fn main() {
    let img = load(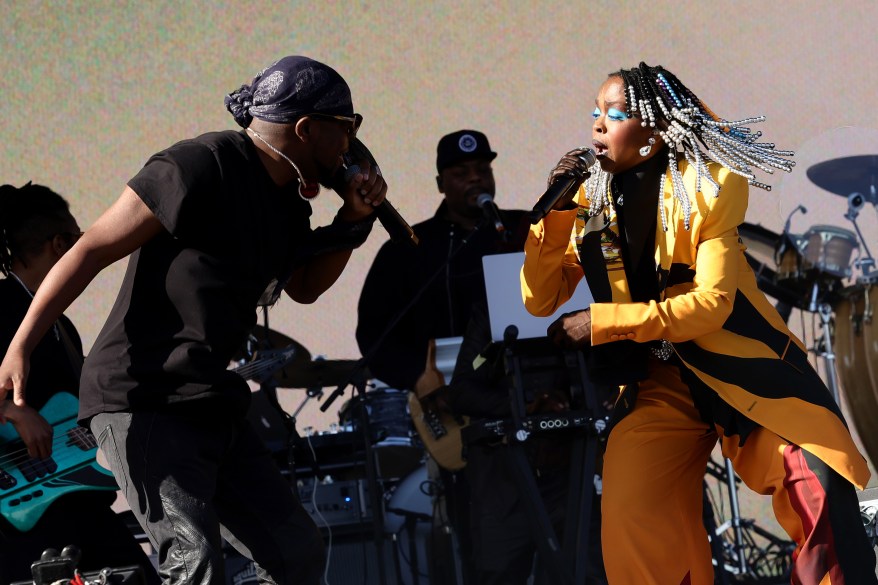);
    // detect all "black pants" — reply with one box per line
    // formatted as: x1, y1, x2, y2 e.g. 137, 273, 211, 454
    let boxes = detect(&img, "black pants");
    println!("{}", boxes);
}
91, 411, 324, 585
